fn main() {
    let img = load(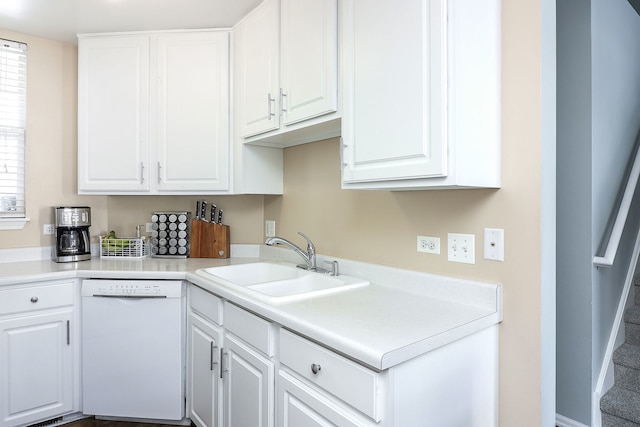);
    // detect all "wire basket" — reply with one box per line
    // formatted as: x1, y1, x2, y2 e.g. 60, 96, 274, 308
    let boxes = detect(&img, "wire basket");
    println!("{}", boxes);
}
99, 236, 150, 258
